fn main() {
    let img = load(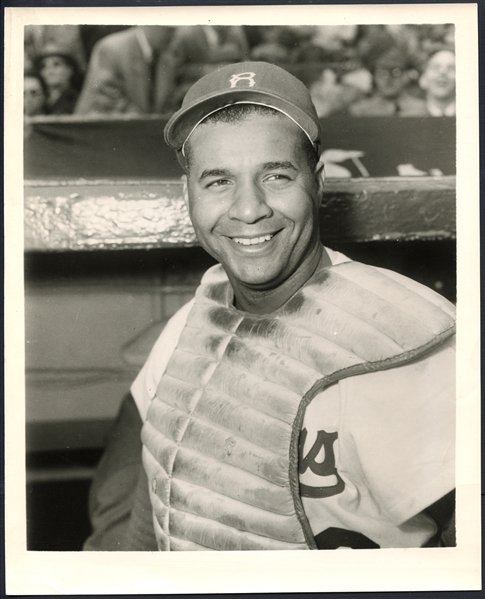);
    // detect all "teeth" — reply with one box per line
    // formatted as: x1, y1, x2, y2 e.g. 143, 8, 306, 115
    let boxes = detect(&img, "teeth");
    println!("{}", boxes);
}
233, 234, 273, 246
